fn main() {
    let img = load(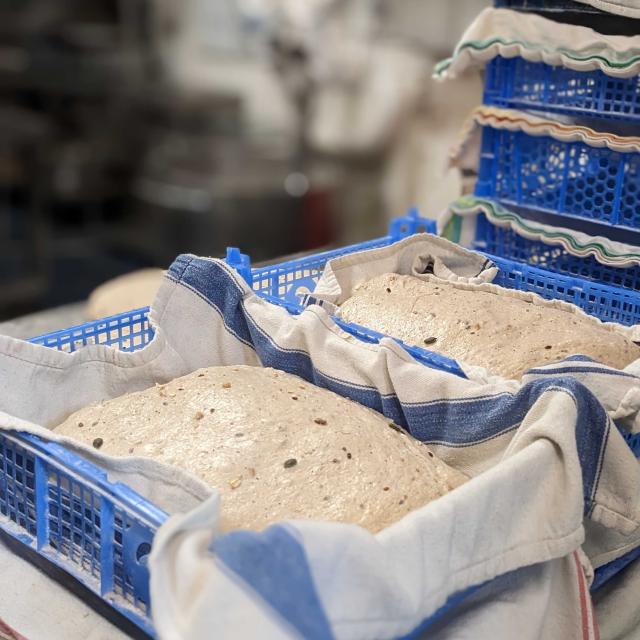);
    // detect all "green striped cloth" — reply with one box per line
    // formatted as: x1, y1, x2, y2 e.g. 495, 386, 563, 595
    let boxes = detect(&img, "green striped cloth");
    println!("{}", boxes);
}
444, 196, 640, 268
